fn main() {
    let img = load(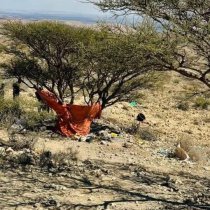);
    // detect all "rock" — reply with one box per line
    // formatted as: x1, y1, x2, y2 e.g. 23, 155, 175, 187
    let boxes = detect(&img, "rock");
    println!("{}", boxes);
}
86, 134, 95, 143
42, 198, 58, 207
44, 183, 67, 191
0, 147, 6, 156
40, 126, 47, 131
10, 123, 24, 132
123, 143, 132, 148
34, 203, 44, 209
6, 147, 15, 154
101, 141, 108, 145
204, 166, 210, 171
79, 136, 87, 142
98, 130, 112, 141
